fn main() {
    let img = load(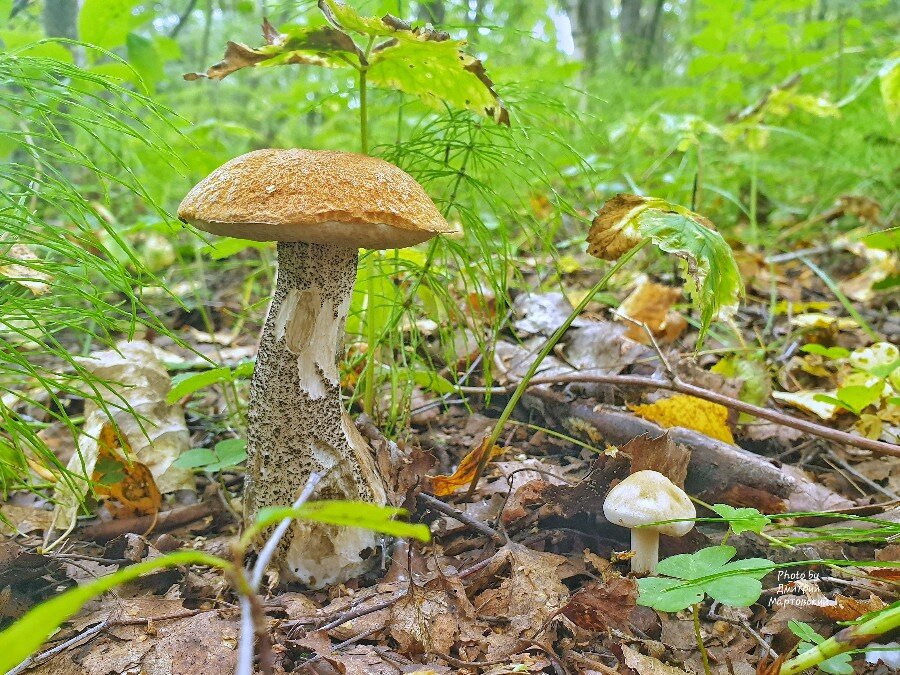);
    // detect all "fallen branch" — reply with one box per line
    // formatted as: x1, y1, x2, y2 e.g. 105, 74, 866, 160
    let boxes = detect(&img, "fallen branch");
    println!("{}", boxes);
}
77, 500, 224, 543
528, 387, 797, 502
460, 373, 900, 458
